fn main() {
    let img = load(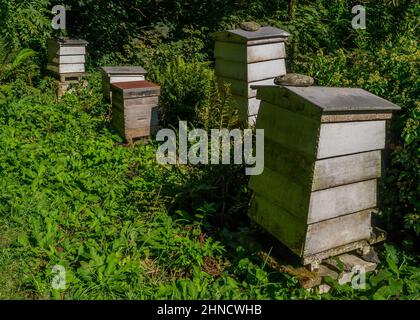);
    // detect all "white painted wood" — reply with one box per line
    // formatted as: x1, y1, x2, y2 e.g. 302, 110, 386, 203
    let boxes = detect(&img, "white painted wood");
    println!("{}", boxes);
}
215, 42, 286, 63
215, 58, 286, 82
312, 150, 382, 191
317, 121, 386, 159
59, 46, 86, 55
248, 59, 286, 82
53, 55, 85, 64
304, 209, 372, 255
308, 179, 377, 224
247, 42, 286, 63
58, 63, 85, 73
110, 75, 146, 83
